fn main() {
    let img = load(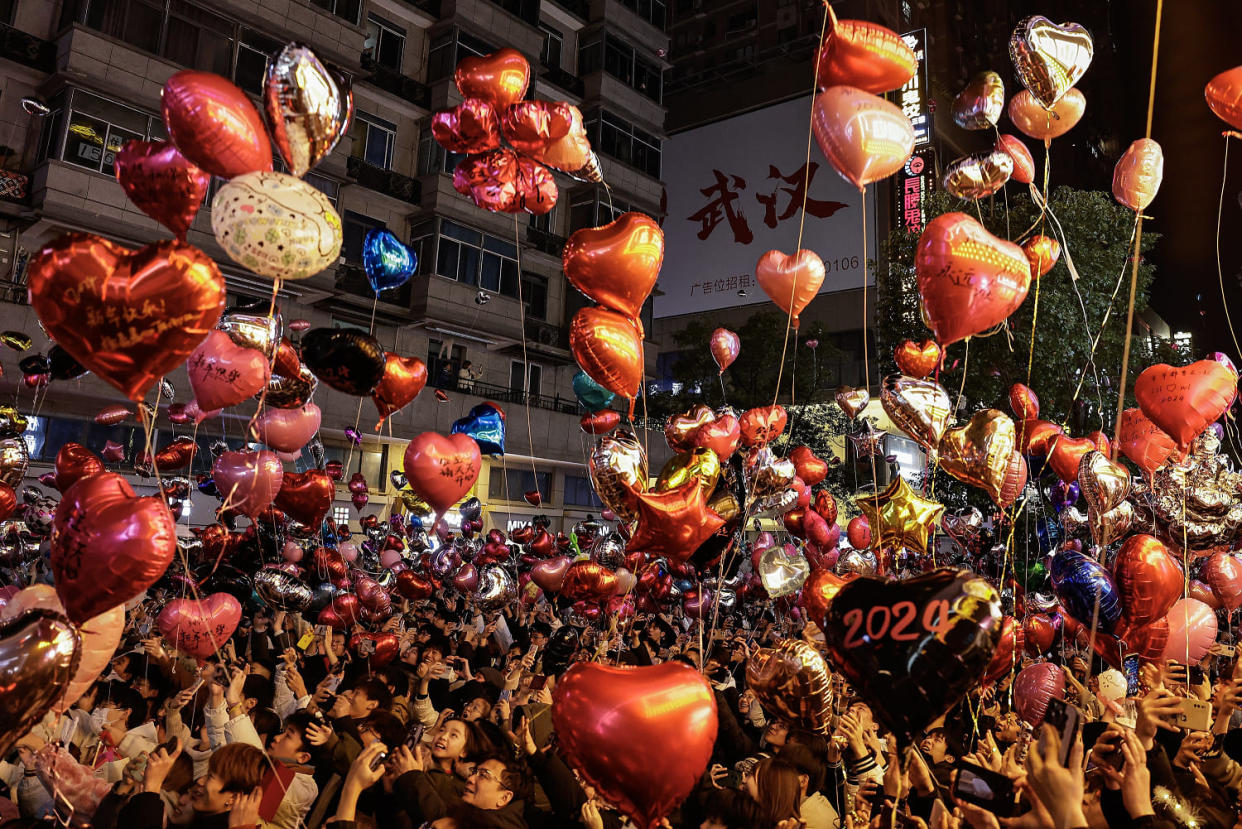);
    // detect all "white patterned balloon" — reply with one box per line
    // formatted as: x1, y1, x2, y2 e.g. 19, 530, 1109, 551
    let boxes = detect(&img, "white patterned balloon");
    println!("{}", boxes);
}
211, 171, 342, 280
